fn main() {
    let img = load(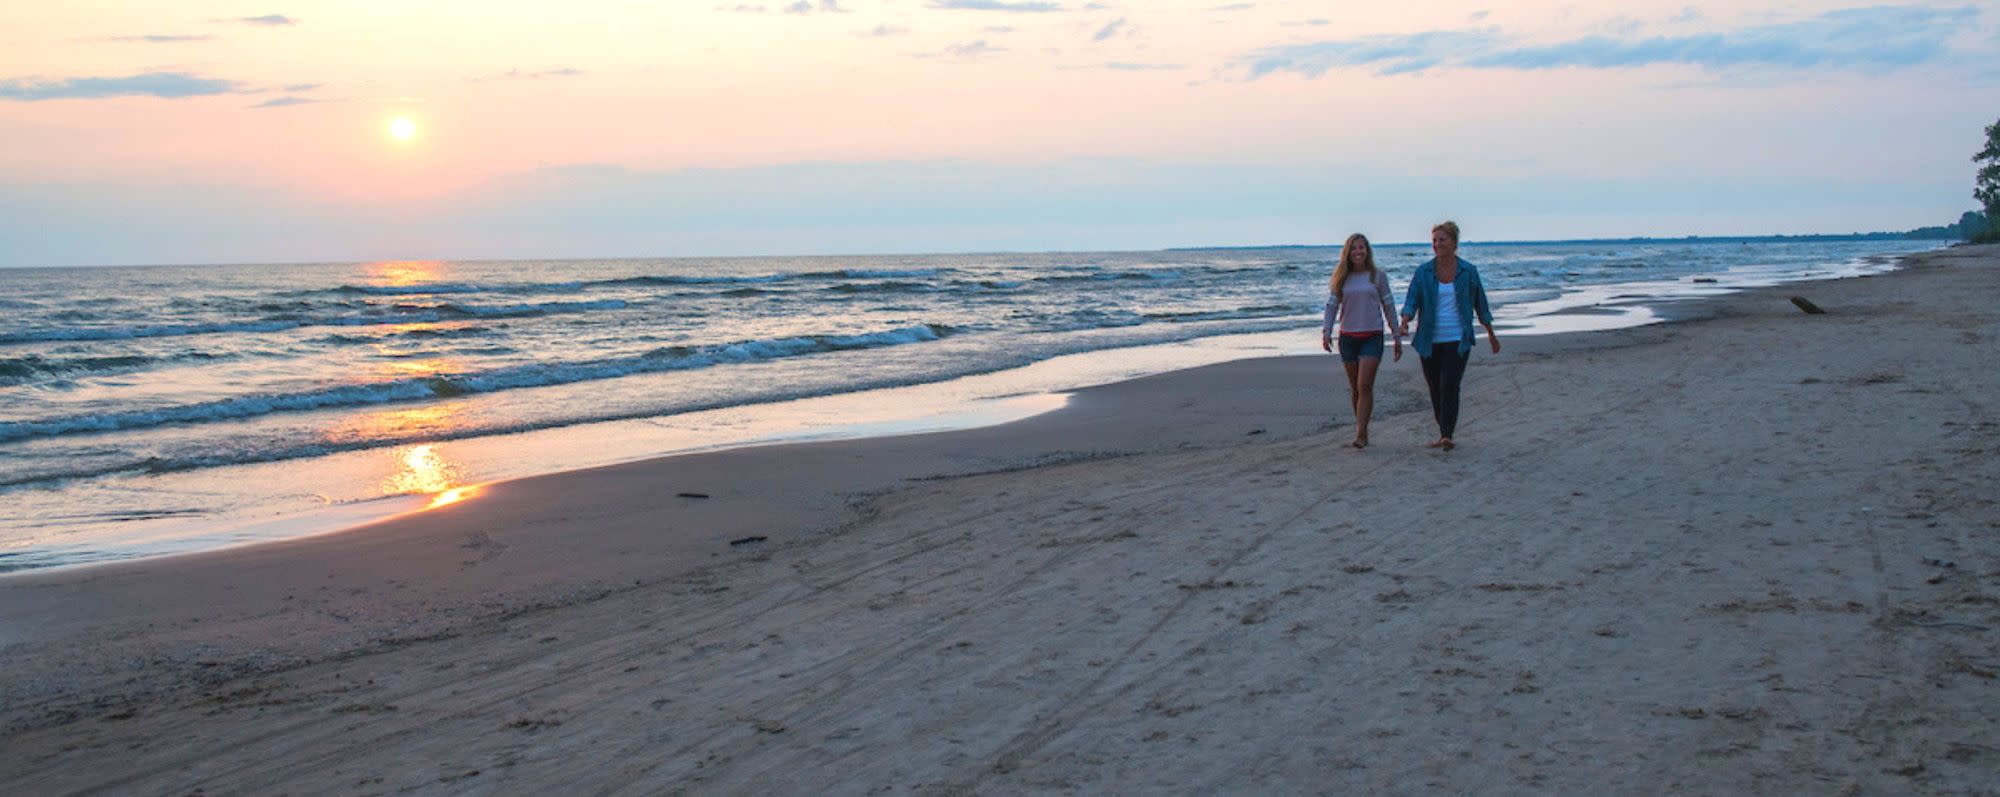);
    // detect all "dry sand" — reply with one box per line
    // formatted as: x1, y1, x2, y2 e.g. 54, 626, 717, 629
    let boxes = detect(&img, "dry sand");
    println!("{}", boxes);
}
3, 245, 1997, 795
